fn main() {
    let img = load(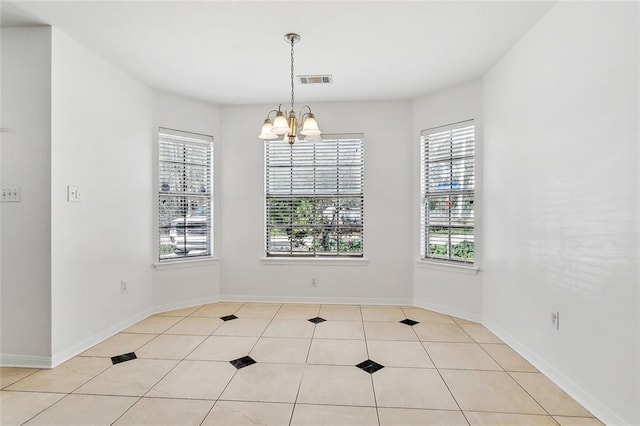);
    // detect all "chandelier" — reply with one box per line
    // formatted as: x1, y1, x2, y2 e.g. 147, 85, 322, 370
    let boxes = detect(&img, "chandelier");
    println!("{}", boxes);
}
258, 33, 322, 144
